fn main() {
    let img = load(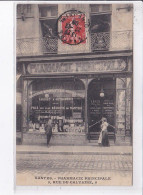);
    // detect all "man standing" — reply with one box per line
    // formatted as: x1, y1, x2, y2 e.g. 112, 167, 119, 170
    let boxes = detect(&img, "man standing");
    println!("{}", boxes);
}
45, 119, 53, 146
